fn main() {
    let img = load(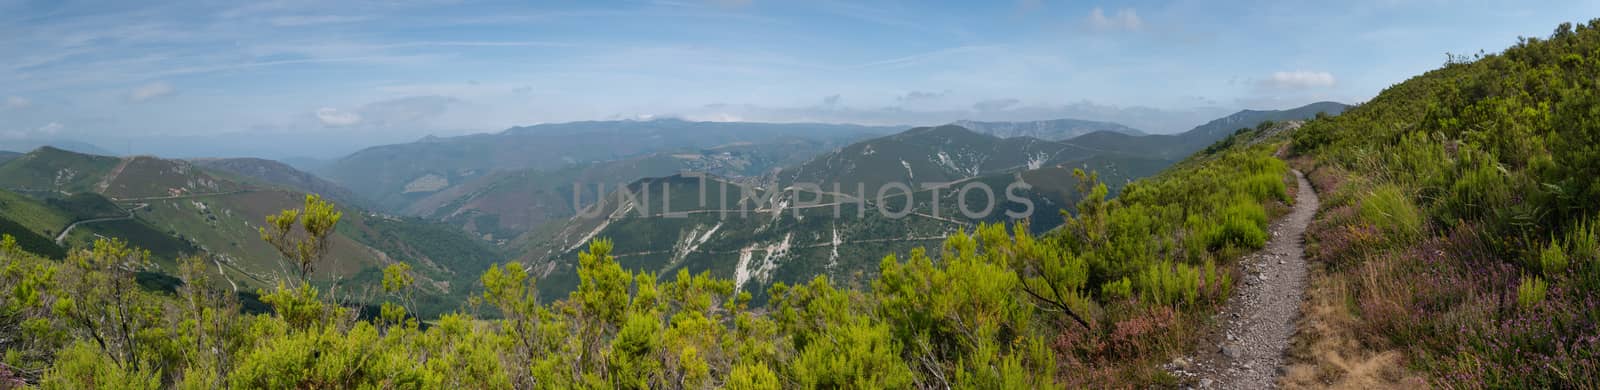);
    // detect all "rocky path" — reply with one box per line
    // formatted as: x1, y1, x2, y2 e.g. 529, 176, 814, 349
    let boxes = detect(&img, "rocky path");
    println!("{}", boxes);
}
1172, 169, 1319, 389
